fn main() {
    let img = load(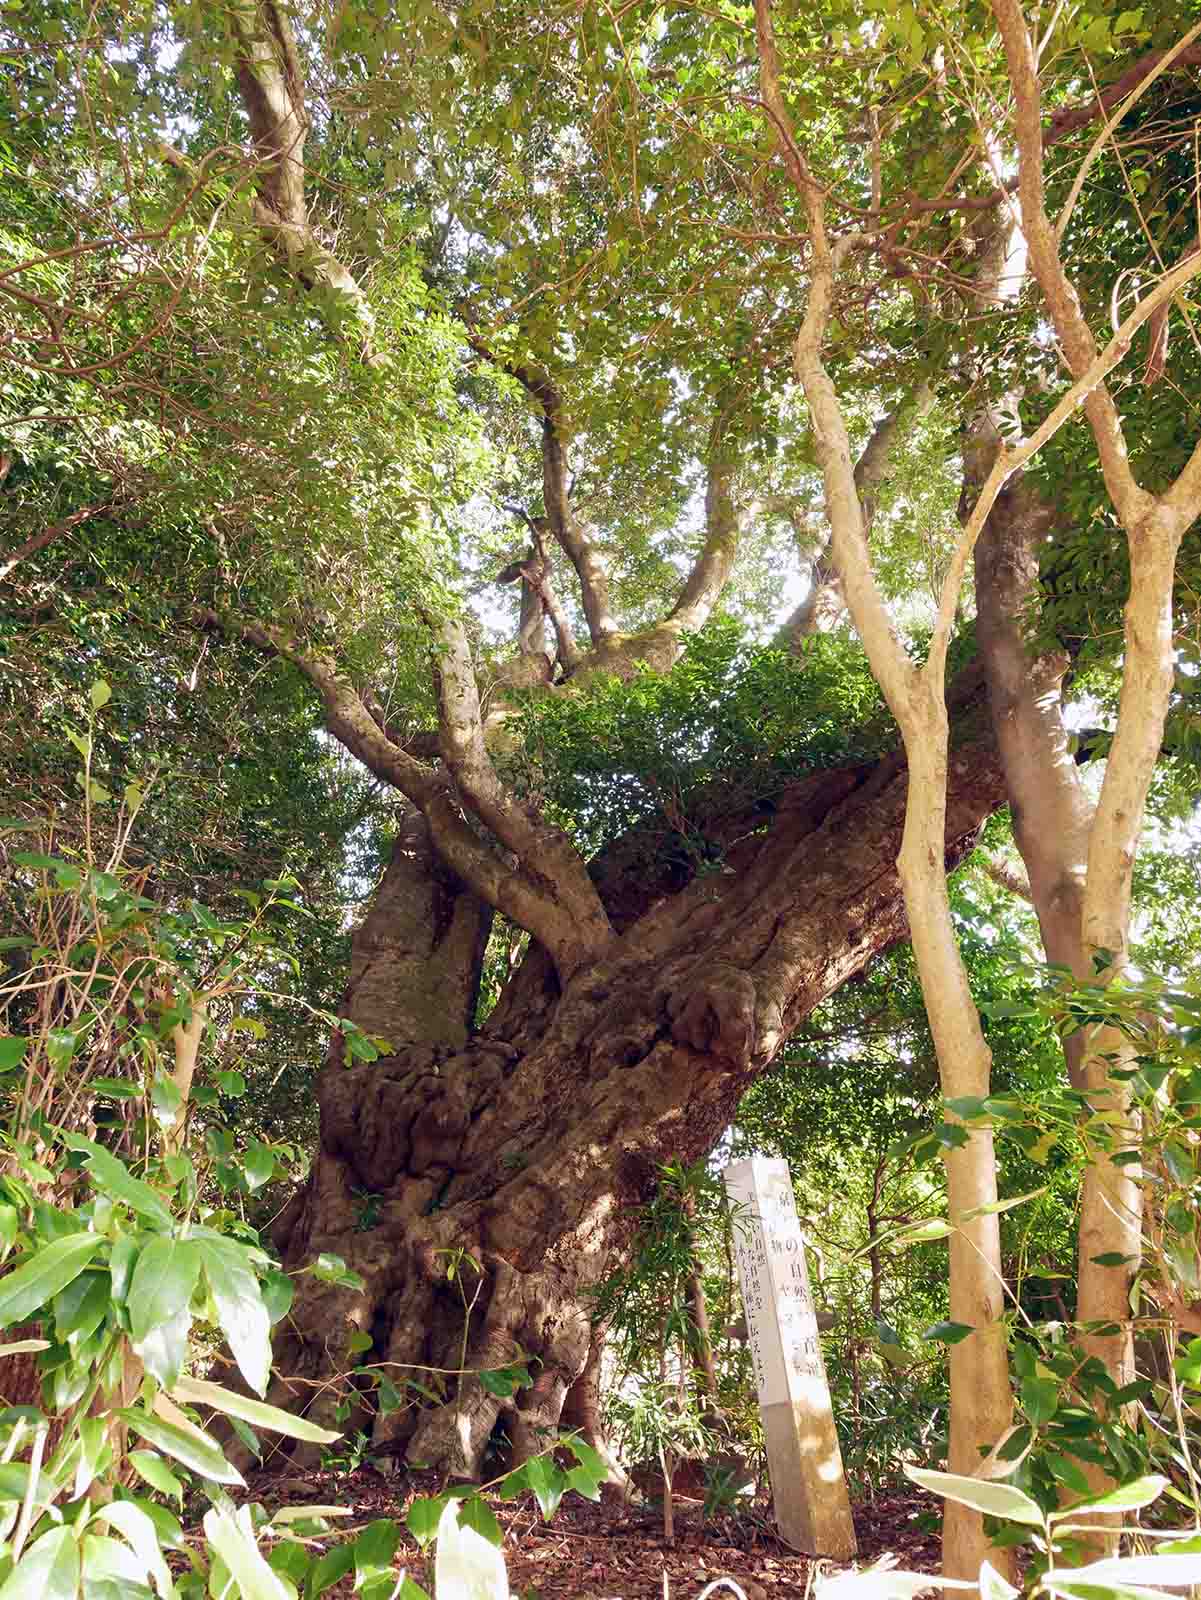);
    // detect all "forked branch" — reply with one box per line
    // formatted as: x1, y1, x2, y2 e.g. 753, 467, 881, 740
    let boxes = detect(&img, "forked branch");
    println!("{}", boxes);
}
201, 611, 610, 980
